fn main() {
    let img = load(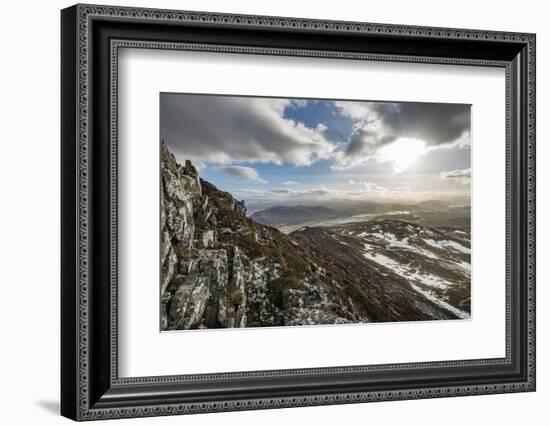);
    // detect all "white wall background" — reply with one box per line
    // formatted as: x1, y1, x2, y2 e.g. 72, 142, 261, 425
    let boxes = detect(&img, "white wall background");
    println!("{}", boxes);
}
0, 0, 546, 424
